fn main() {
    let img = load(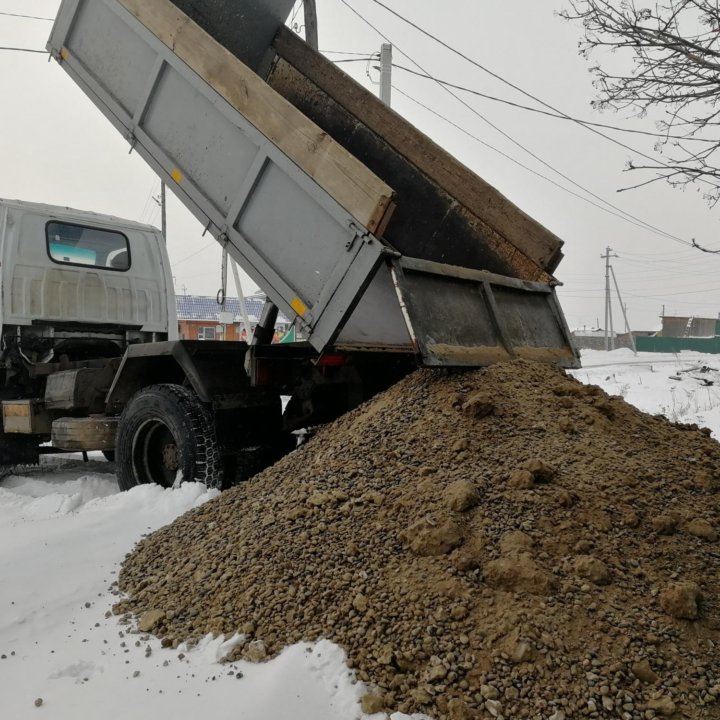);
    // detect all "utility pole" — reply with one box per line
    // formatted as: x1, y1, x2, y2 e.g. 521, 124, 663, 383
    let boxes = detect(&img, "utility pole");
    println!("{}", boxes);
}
230, 259, 253, 341
160, 180, 167, 240
303, 0, 318, 50
601, 246, 618, 351
610, 265, 636, 354
379, 43, 392, 106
